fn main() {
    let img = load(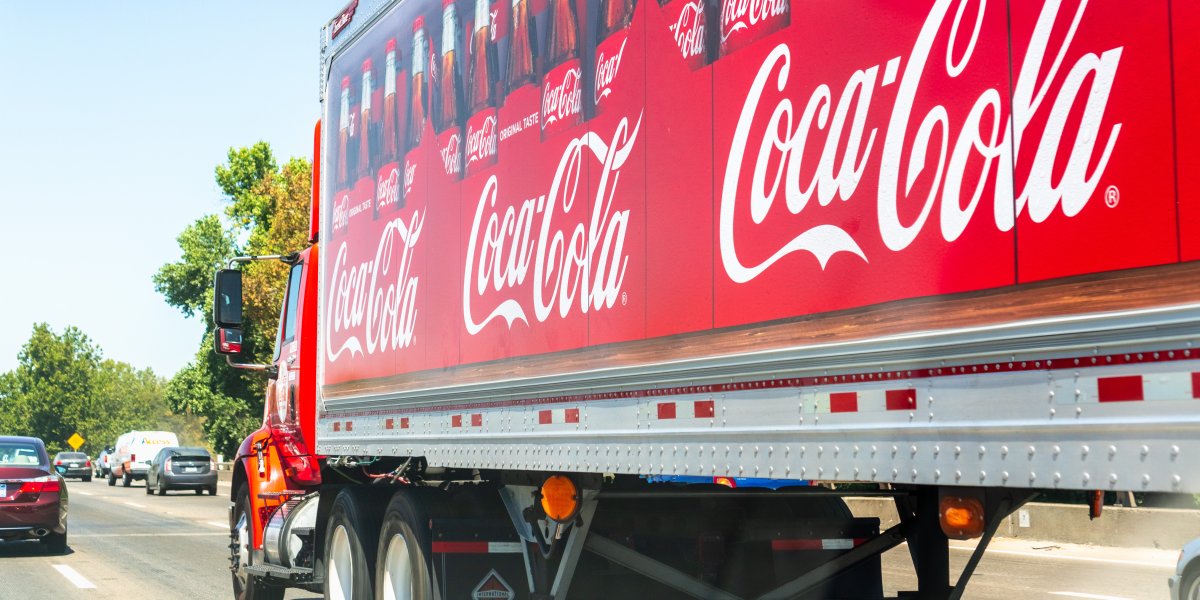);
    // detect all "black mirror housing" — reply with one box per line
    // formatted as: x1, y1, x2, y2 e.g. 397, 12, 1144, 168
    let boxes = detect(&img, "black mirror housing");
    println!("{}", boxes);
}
214, 269, 243, 328
214, 327, 244, 355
